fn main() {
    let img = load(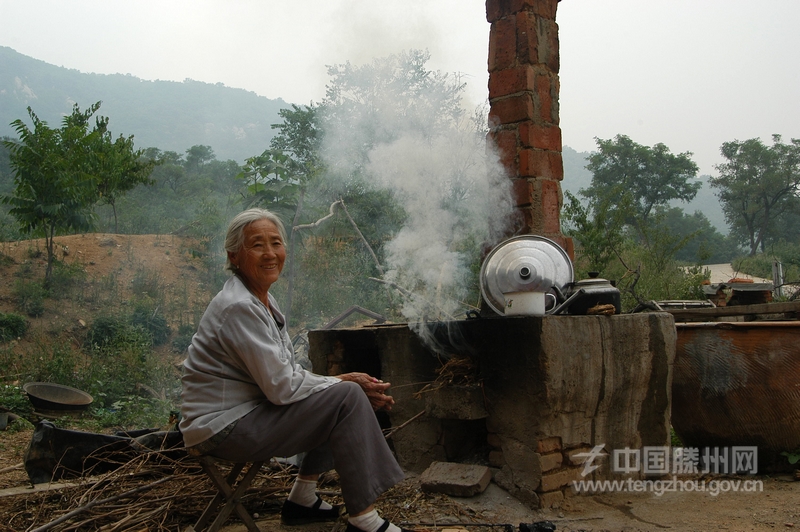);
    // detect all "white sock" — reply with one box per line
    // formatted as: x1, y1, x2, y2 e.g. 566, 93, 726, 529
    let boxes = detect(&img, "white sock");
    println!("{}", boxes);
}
348, 509, 401, 532
287, 478, 333, 510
